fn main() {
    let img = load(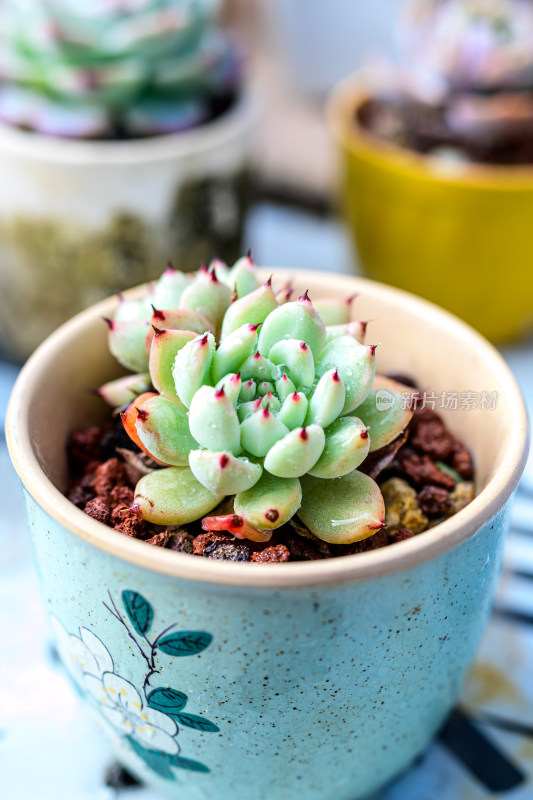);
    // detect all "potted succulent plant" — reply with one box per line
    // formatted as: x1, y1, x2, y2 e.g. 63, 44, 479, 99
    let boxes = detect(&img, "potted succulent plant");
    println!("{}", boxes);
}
329, 0, 533, 343
0, 0, 257, 362
6, 261, 528, 799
